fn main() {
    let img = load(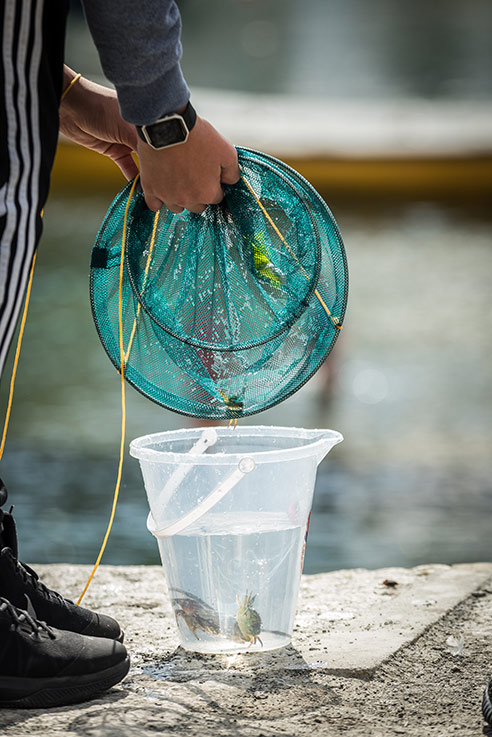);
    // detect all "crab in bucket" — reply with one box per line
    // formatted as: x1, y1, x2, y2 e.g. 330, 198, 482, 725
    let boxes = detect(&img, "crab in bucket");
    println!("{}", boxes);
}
235, 591, 263, 646
170, 588, 220, 640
